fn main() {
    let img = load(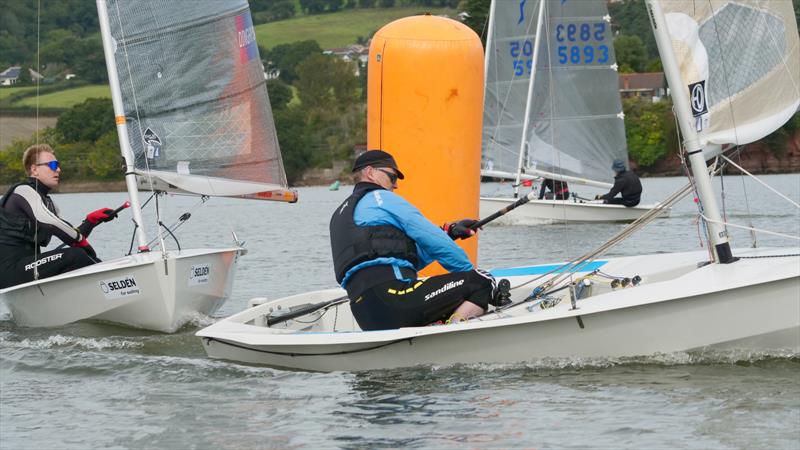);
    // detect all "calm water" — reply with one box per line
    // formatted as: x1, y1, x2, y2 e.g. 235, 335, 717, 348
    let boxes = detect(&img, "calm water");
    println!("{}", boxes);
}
2, 174, 799, 449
